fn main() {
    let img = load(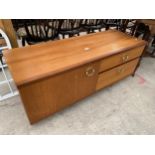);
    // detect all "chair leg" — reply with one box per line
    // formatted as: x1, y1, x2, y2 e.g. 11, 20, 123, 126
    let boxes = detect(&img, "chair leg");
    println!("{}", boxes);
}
69, 34, 74, 38
87, 30, 90, 34
106, 25, 109, 30
142, 30, 150, 41
62, 34, 65, 39
132, 59, 141, 77
130, 25, 137, 36
22, 37, 26, 46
